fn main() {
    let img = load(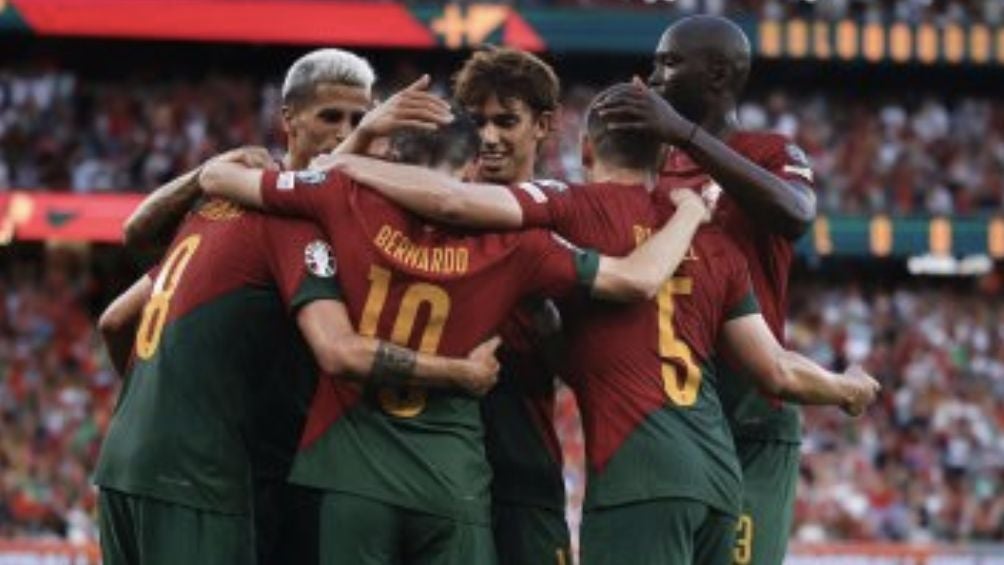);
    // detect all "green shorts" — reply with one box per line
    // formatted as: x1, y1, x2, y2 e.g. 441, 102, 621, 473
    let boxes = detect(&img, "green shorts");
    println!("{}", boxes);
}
733, 440, 800, 565
98, 488, 254, 565
581, 498, 736, 565
492, 502, 570, 565
254, 479, 322, 565
318, 490, 496, 565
